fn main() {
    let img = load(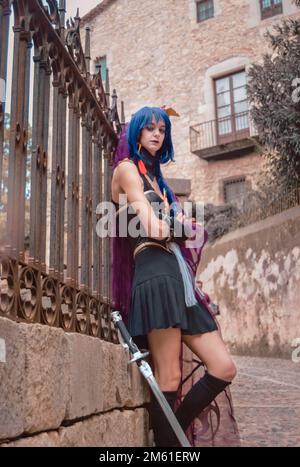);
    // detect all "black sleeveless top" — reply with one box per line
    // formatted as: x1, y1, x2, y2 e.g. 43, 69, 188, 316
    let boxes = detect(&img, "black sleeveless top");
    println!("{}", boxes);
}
112, 170, 169, 254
